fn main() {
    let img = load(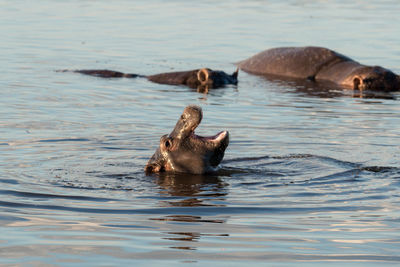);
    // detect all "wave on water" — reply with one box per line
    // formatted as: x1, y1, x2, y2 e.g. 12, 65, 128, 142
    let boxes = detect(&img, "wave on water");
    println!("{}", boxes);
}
222, 153, 399, 180
1, 153, 398, 216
